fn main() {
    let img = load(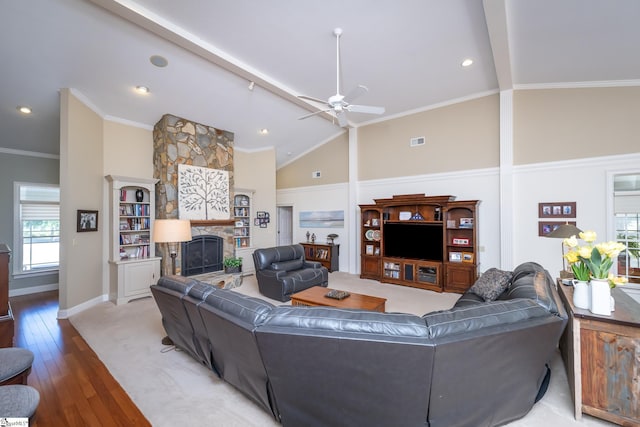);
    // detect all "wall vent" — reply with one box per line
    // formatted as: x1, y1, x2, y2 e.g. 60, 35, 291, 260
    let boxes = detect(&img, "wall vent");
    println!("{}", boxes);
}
312, 170, 321, 178
410, 137, 425, 147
